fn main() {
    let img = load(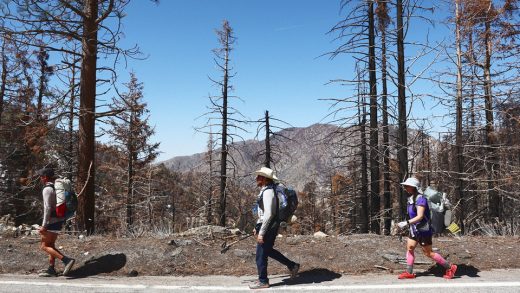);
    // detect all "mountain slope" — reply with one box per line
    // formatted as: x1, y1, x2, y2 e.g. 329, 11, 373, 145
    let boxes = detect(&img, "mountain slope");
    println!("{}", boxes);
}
161, 124, 343, 190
